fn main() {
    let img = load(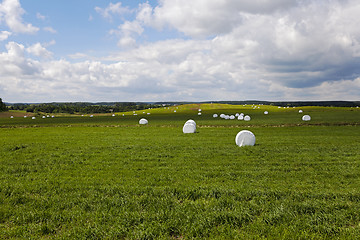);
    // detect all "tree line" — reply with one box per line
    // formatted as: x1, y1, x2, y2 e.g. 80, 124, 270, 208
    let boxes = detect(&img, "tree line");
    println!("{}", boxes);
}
7, 102, 162, 114
0, 98, 7, 112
